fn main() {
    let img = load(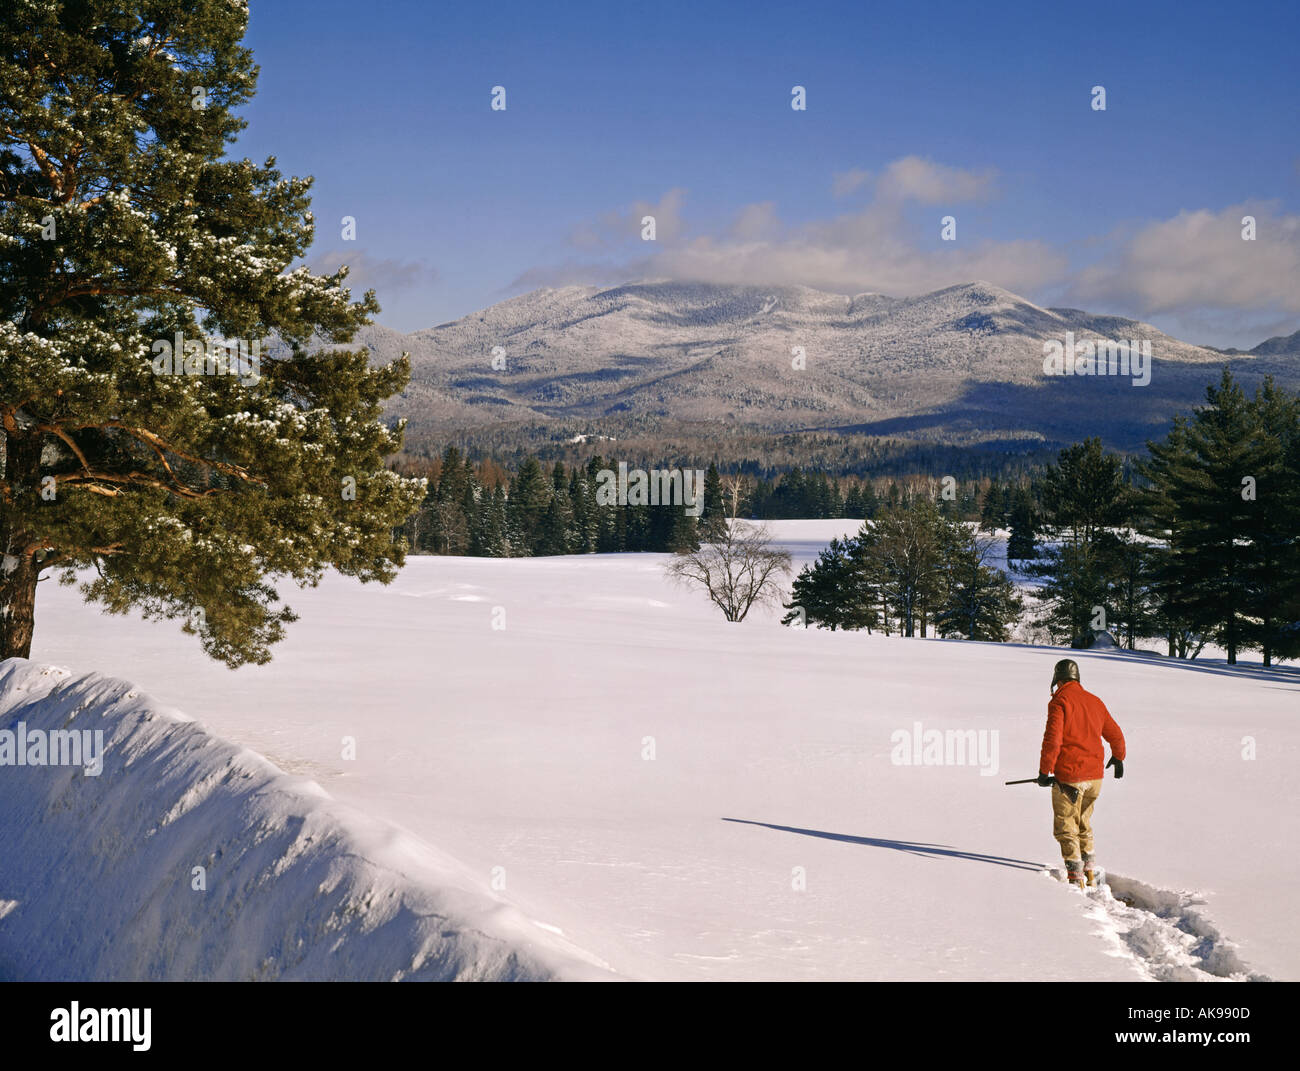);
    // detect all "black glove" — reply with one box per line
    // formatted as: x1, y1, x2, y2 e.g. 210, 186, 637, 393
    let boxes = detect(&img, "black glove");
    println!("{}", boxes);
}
1036, 772, 1053, 787
1107, 757, 1124, 779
